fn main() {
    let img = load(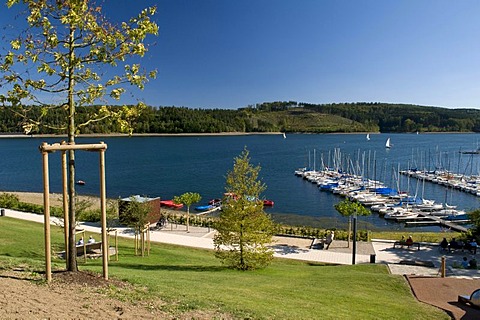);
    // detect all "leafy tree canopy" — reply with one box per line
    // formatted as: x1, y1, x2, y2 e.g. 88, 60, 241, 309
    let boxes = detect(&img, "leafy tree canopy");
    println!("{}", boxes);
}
334, 199, 371, 217
173, 192, 201, 232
